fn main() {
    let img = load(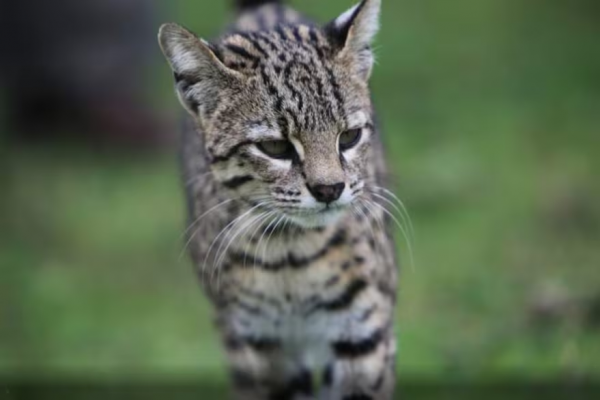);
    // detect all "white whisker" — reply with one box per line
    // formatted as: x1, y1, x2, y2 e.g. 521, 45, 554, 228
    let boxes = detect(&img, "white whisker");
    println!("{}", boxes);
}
214, 210, 272, 290
253, 212, 282, 271
370, 185, 415, 240
202, 203, 265, 281
261, 214, 286, 266
364, 198, 415, 272
244, 211, 277, 269
180, 198, 233, 243
357, 199, 386, 267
